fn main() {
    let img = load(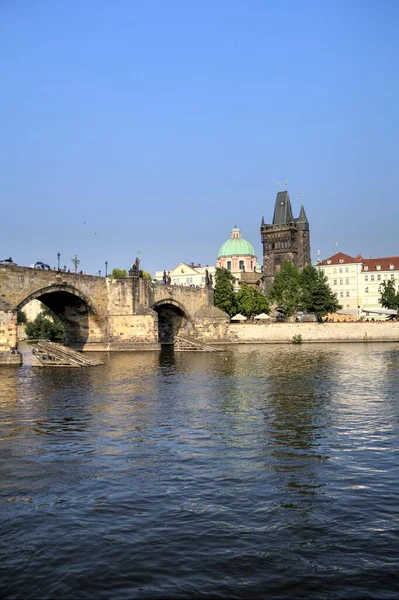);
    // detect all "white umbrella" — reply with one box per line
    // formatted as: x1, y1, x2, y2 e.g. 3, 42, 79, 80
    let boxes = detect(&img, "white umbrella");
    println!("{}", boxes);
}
231, 313, 247, 321
254, 313, 272, 320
